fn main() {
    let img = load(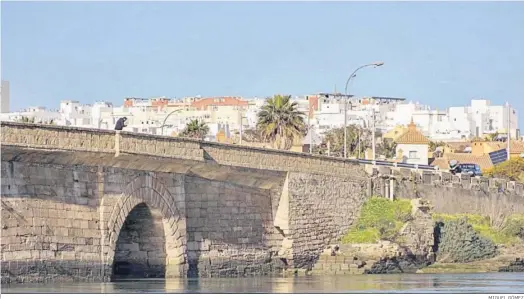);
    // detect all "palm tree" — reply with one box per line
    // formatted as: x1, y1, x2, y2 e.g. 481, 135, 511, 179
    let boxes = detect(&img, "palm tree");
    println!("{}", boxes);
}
179, 119, 210, 140
256, 94, 306, 150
